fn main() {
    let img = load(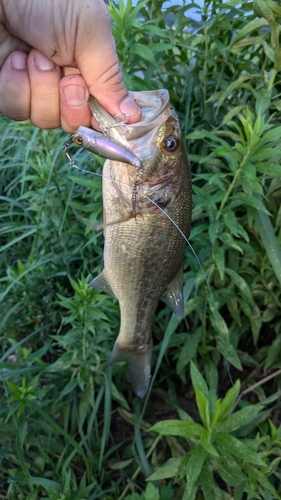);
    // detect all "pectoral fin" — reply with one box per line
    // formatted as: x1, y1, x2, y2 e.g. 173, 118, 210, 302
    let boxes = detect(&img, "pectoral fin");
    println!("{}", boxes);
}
106, 341, 152, 398
88, 269, 116, 298
162, 267, 184, 317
